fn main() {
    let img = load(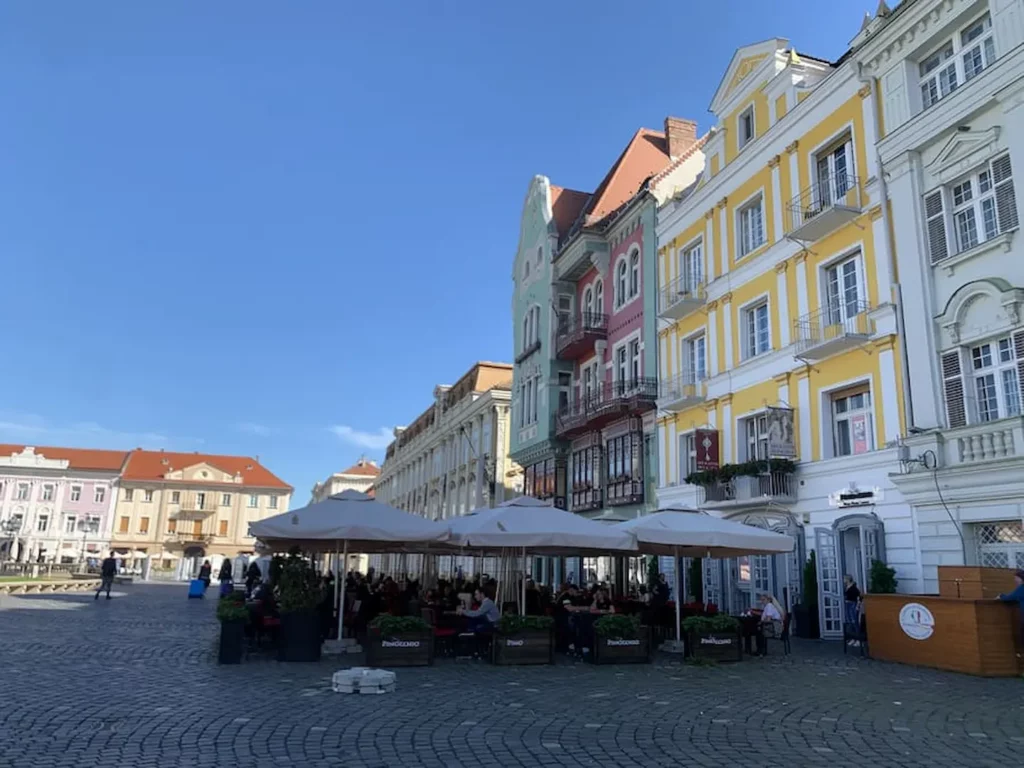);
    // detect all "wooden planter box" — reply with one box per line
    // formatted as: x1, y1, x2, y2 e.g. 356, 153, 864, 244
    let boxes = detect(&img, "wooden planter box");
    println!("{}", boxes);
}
366, 631, 434, 667
278, 611, 322, 663
492, 629, 553, 665
591, 628, 651, 665
938, 566, 1016, 600
689, 631, 743, 662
